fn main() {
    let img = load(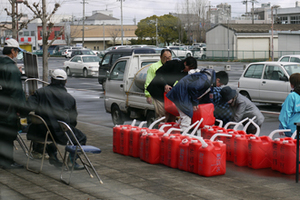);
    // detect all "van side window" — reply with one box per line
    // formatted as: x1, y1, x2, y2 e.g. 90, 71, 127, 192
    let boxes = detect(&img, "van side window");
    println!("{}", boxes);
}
290, 57, 300, 63
111, 54, 122, 65
264, 65, 285, 81
111, 61, 126, 80
280, 57, 290, 62
244, 64, 264, 79
101, 54, 111, 65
